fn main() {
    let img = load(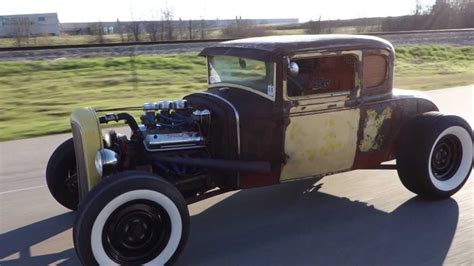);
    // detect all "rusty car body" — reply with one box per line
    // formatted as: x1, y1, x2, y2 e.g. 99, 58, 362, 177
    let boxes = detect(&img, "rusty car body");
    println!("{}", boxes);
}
195, 35, 436, 186
46, 35, 473, 265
